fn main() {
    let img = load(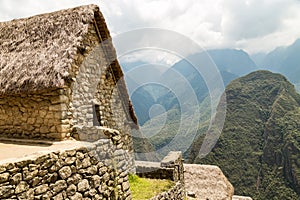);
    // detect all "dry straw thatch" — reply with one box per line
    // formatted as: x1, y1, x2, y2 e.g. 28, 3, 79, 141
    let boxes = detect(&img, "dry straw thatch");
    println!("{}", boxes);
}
0, 4, 138, 124
0, 4, 108, 96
